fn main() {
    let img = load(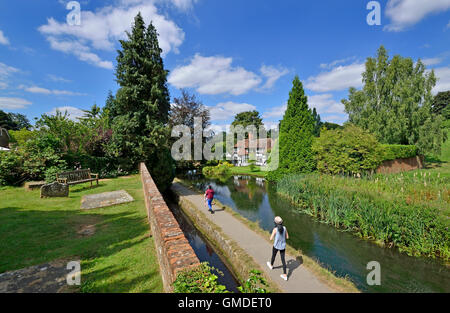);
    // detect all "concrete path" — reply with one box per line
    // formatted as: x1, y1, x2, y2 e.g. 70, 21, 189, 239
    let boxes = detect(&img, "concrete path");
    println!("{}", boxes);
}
172, 183, 333, 293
